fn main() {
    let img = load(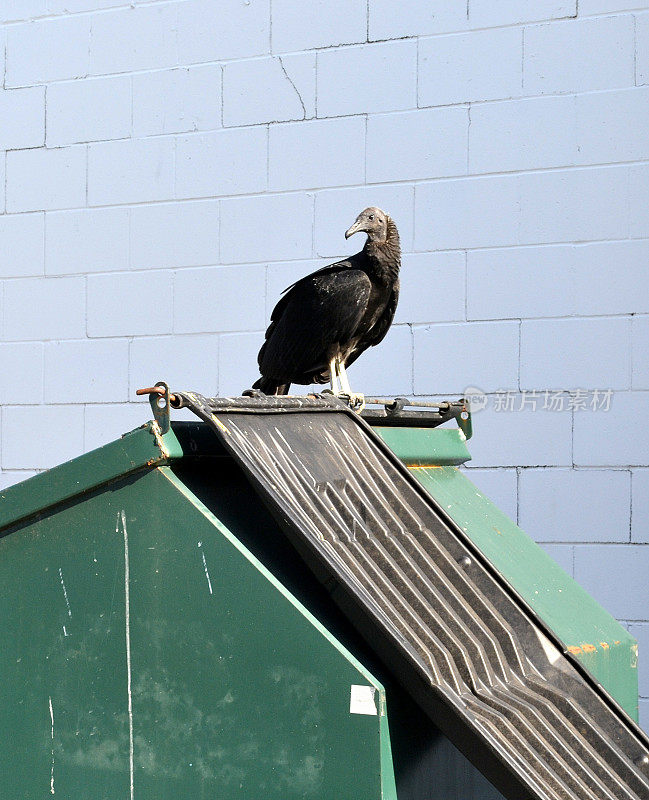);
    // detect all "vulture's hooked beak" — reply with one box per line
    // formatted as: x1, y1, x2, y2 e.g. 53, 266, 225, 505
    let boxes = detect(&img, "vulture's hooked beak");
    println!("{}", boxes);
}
345, 219, 365, 239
